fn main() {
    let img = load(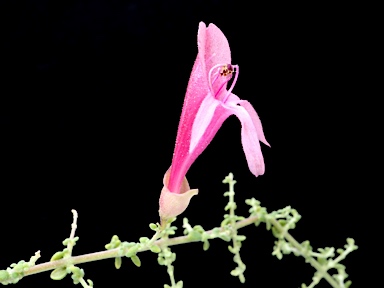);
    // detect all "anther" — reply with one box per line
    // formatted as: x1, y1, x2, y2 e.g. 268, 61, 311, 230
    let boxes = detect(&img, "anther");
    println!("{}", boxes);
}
219, 64, 234, 77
